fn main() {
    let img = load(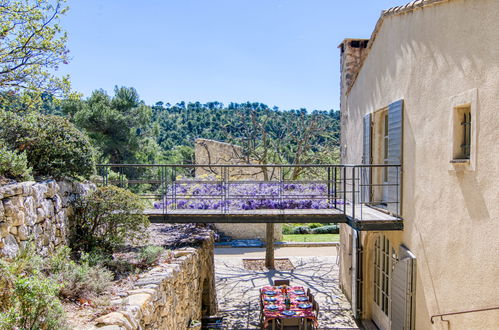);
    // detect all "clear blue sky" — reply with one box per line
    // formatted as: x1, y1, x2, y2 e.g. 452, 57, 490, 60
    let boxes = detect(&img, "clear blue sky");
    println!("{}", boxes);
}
61, 0, 407, 110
